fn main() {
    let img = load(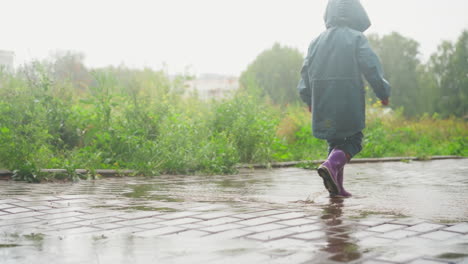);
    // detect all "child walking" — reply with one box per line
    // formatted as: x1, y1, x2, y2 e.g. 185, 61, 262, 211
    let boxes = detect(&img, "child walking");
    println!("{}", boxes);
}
298, 0, 391, 197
